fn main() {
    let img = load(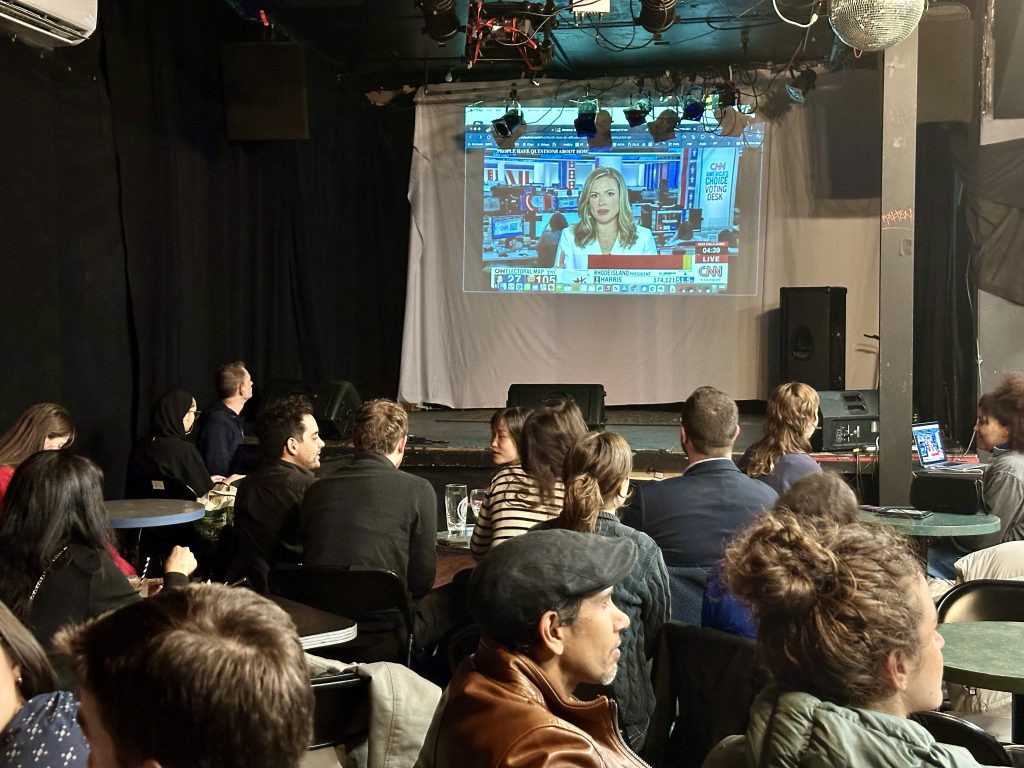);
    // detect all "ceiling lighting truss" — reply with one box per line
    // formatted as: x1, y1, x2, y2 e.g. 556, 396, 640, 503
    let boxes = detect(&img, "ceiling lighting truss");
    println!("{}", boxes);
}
465, 2, 553, 71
